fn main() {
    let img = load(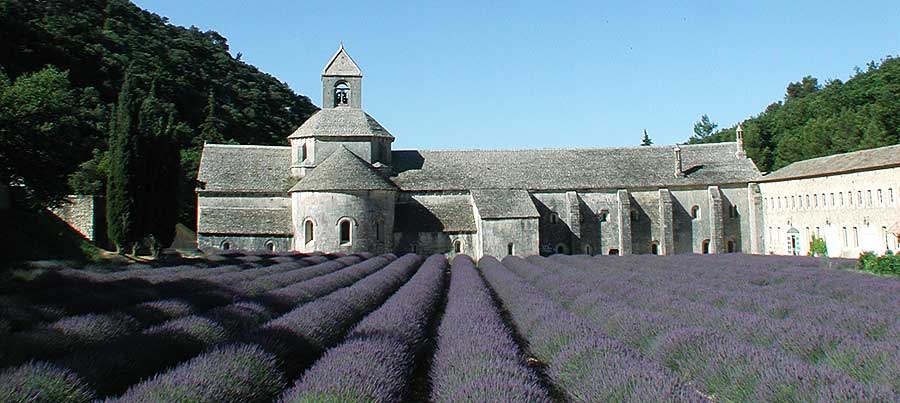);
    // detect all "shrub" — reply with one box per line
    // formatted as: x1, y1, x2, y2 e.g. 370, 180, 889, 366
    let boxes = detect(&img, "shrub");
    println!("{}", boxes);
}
117, 344, 284, 403
429, 255, 551, 403
282, 254, 447, 402
858, 251, 900, 275
0, 361, 95, 403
